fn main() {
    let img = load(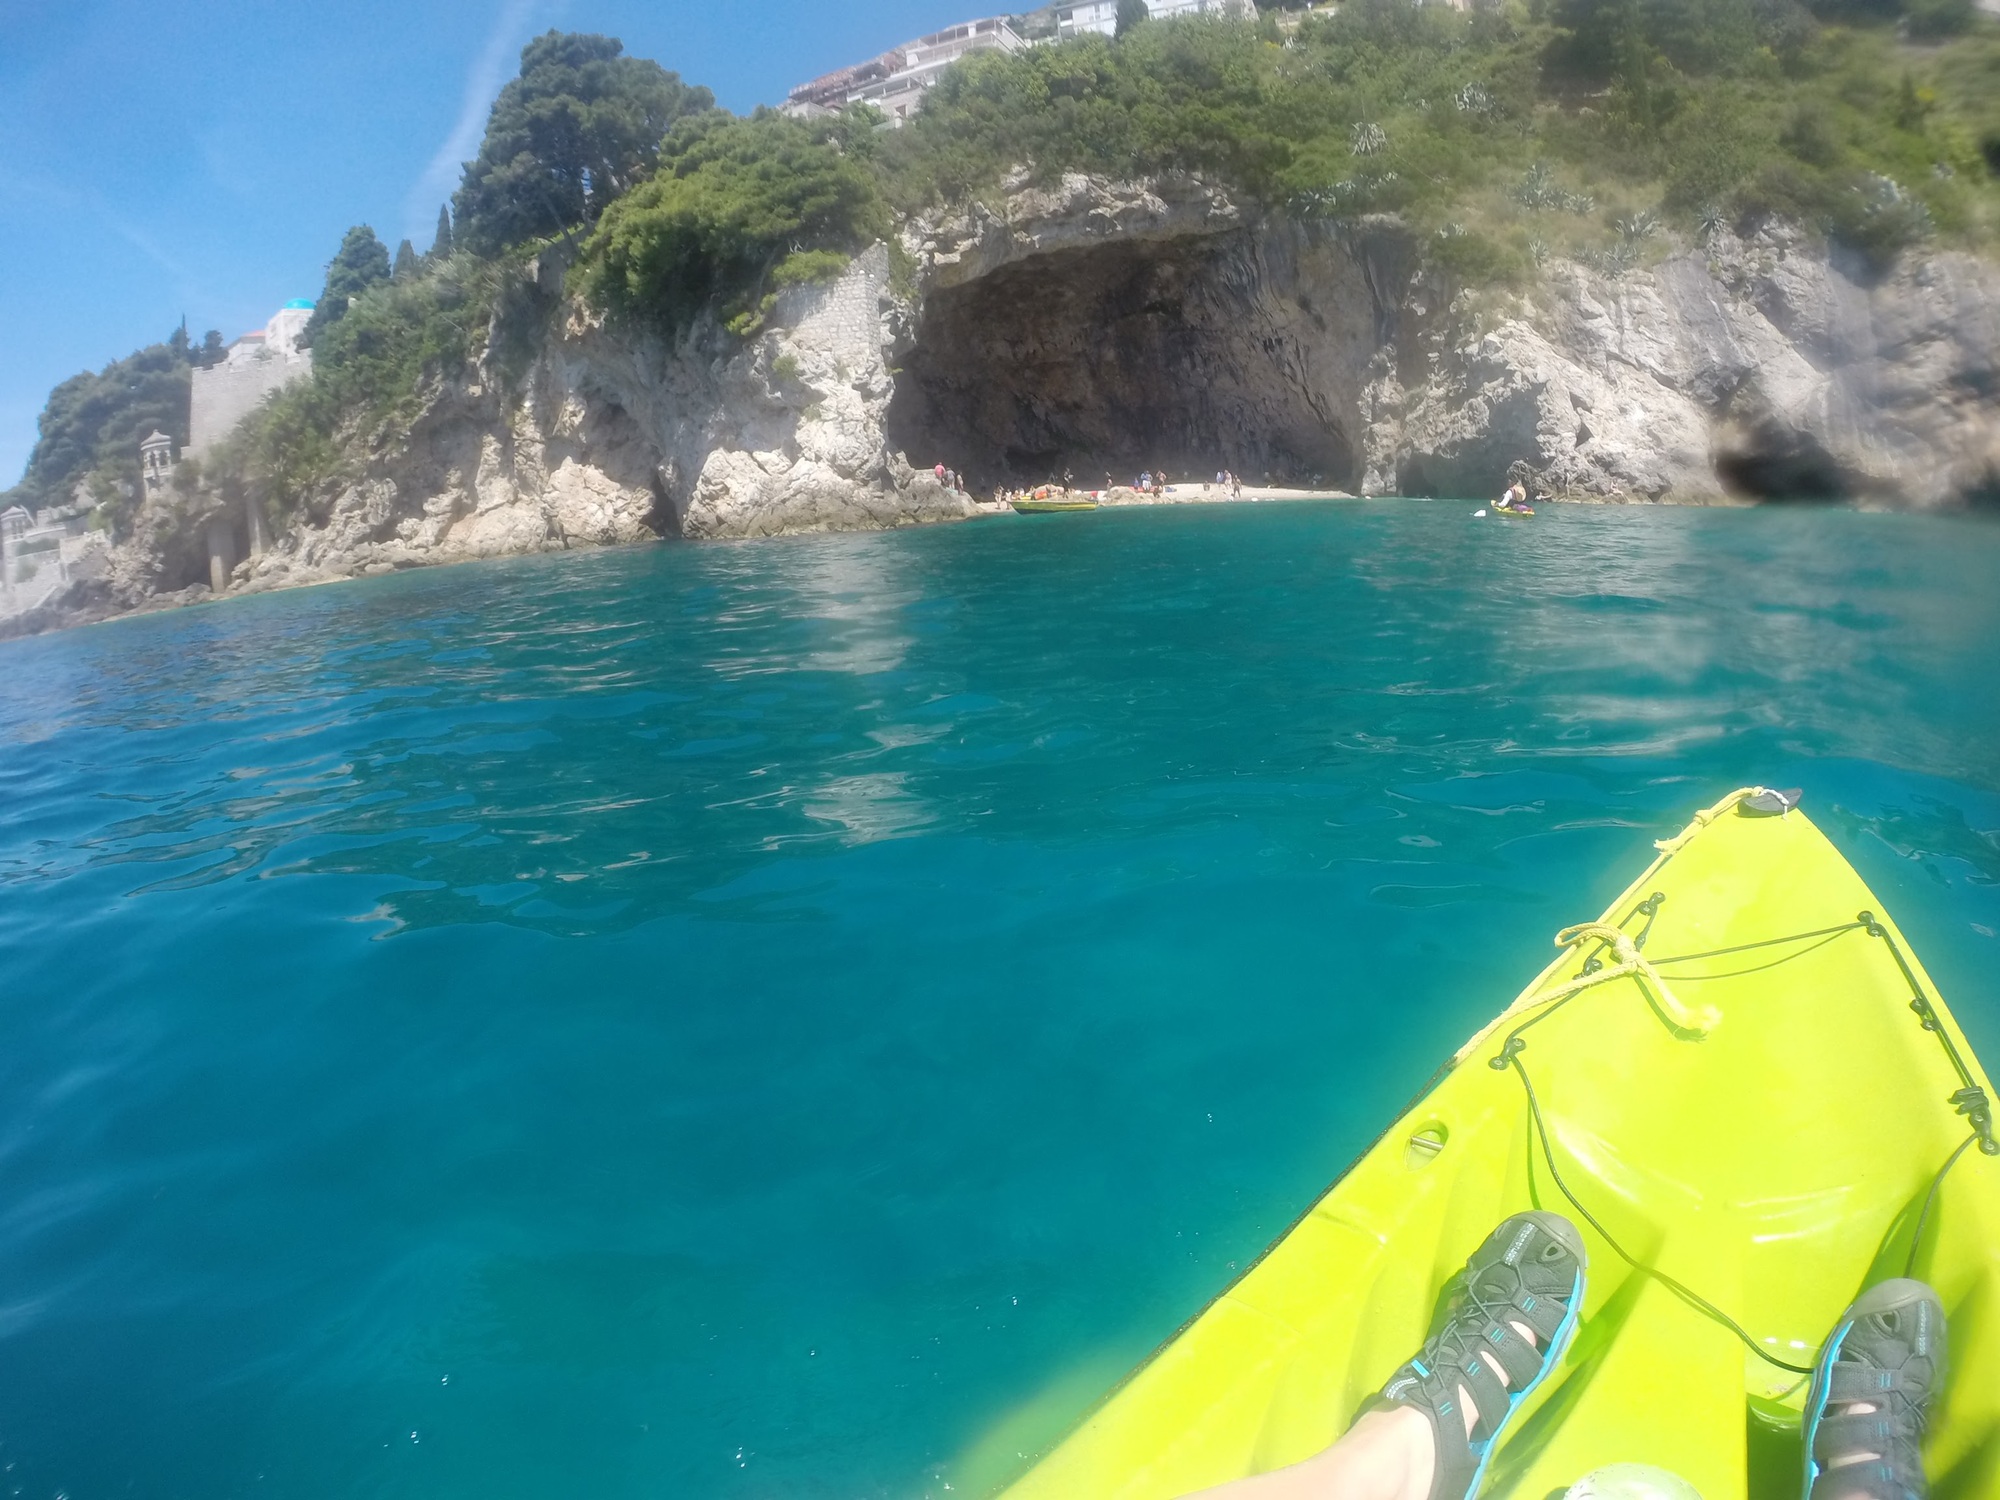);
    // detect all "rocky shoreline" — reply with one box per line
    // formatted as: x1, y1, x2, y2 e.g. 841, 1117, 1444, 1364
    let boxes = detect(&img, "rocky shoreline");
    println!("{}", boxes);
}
6, 174, 1996, 642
